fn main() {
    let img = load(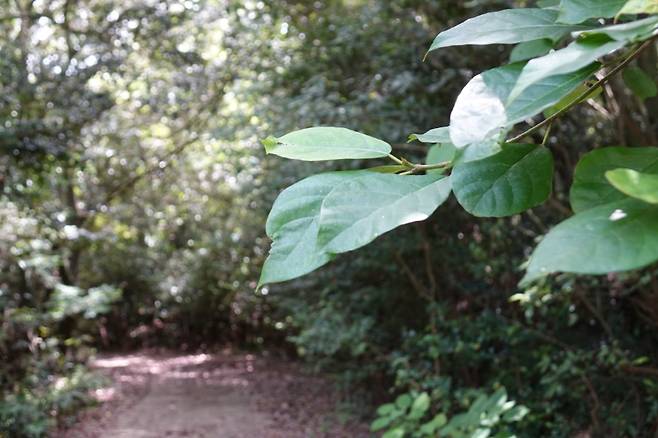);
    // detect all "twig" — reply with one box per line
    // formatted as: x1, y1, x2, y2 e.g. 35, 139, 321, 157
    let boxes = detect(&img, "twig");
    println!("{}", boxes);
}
581, 374, 601, 432
394, 251, 432, 302
620, 365, 658, 378
576, 289, 614, 339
